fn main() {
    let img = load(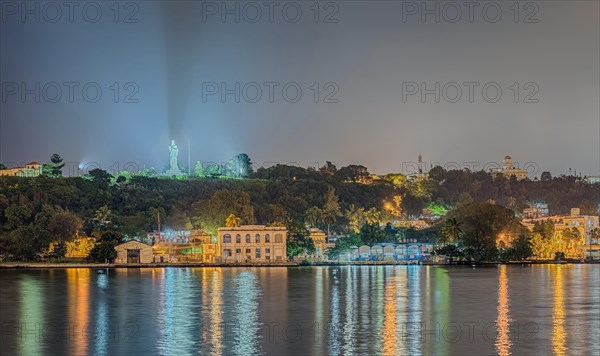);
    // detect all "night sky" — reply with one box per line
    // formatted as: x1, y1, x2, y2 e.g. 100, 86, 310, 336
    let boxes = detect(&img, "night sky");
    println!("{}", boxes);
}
1, 1, 598, 176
